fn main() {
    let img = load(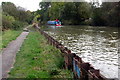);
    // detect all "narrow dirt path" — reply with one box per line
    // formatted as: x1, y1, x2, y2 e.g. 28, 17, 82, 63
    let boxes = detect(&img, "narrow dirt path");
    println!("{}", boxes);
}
1, 31, 29, 78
